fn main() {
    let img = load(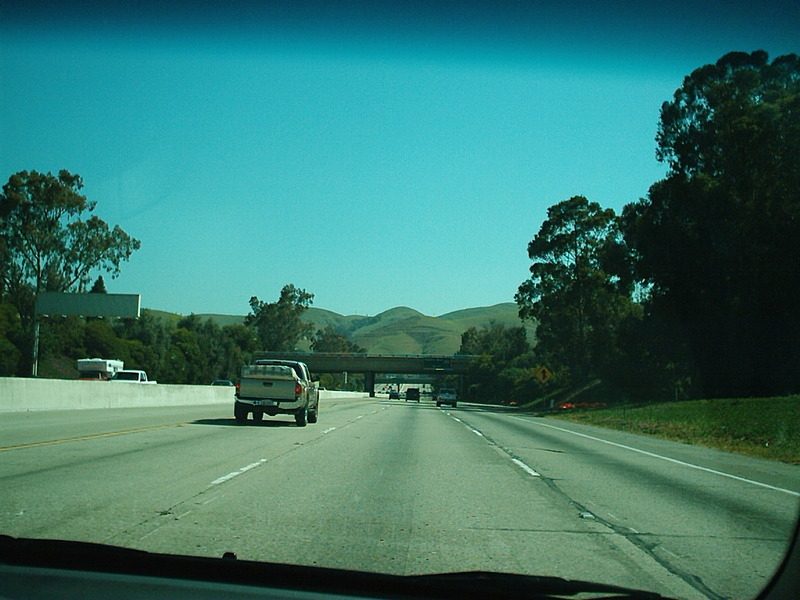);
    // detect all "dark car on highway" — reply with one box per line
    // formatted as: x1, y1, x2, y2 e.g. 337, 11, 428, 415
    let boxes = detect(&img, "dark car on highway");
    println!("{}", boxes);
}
435, 387, 457, 407
405, 387, 421, 402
